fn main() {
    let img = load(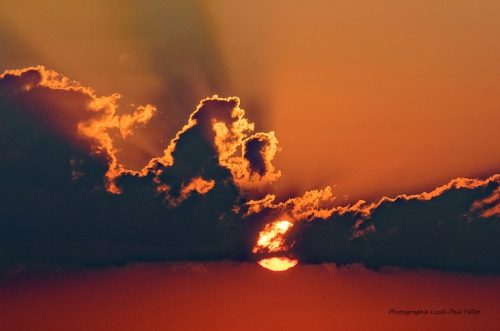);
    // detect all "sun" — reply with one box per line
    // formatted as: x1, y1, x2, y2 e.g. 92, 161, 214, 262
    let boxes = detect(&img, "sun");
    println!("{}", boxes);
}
253, 219, 299, 271
257, 257, 298, 271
